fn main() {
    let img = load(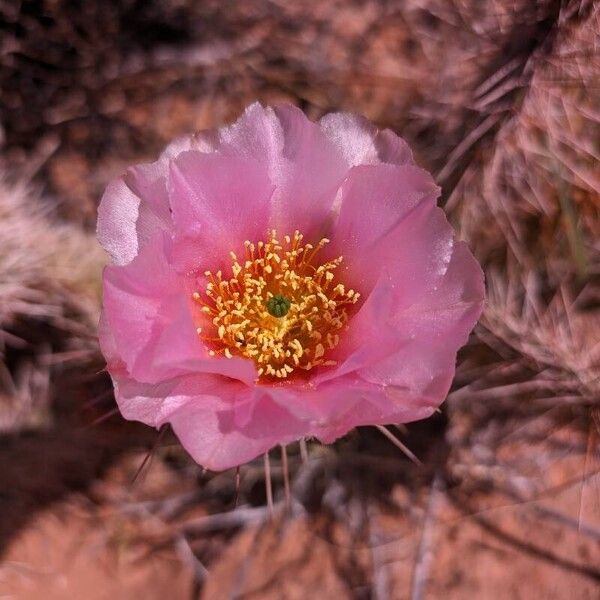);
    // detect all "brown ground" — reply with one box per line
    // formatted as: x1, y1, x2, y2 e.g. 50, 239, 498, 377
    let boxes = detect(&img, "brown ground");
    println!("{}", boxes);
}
1, 1, 599, 599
